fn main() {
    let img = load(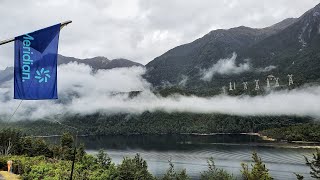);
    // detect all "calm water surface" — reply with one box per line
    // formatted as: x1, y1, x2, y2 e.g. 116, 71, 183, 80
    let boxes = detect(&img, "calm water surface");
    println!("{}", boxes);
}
53, 134, 316, 180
